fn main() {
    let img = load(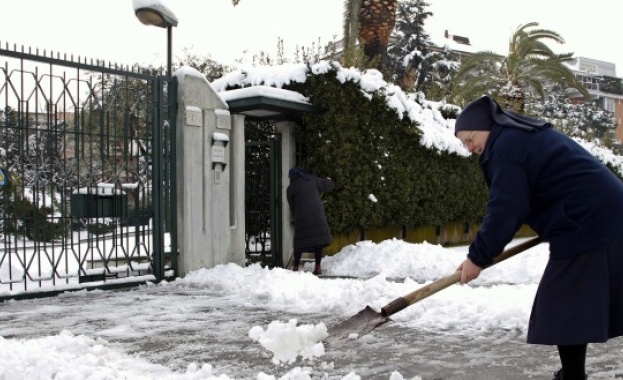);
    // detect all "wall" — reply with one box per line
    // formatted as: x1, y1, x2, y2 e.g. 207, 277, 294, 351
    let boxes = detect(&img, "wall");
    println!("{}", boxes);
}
616, 98, 623, 142
324, 224, 536, 254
